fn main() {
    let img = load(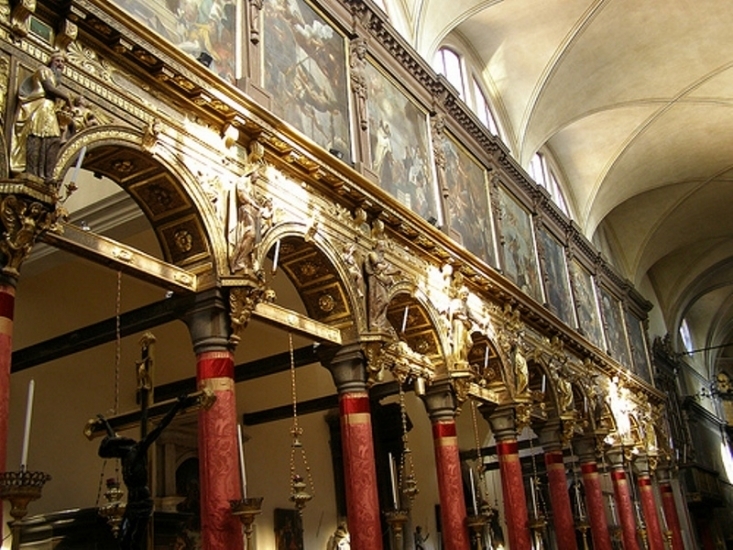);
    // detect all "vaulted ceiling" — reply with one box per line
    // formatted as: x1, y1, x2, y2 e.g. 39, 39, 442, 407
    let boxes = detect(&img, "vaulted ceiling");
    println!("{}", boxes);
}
382, 0, 733, 368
